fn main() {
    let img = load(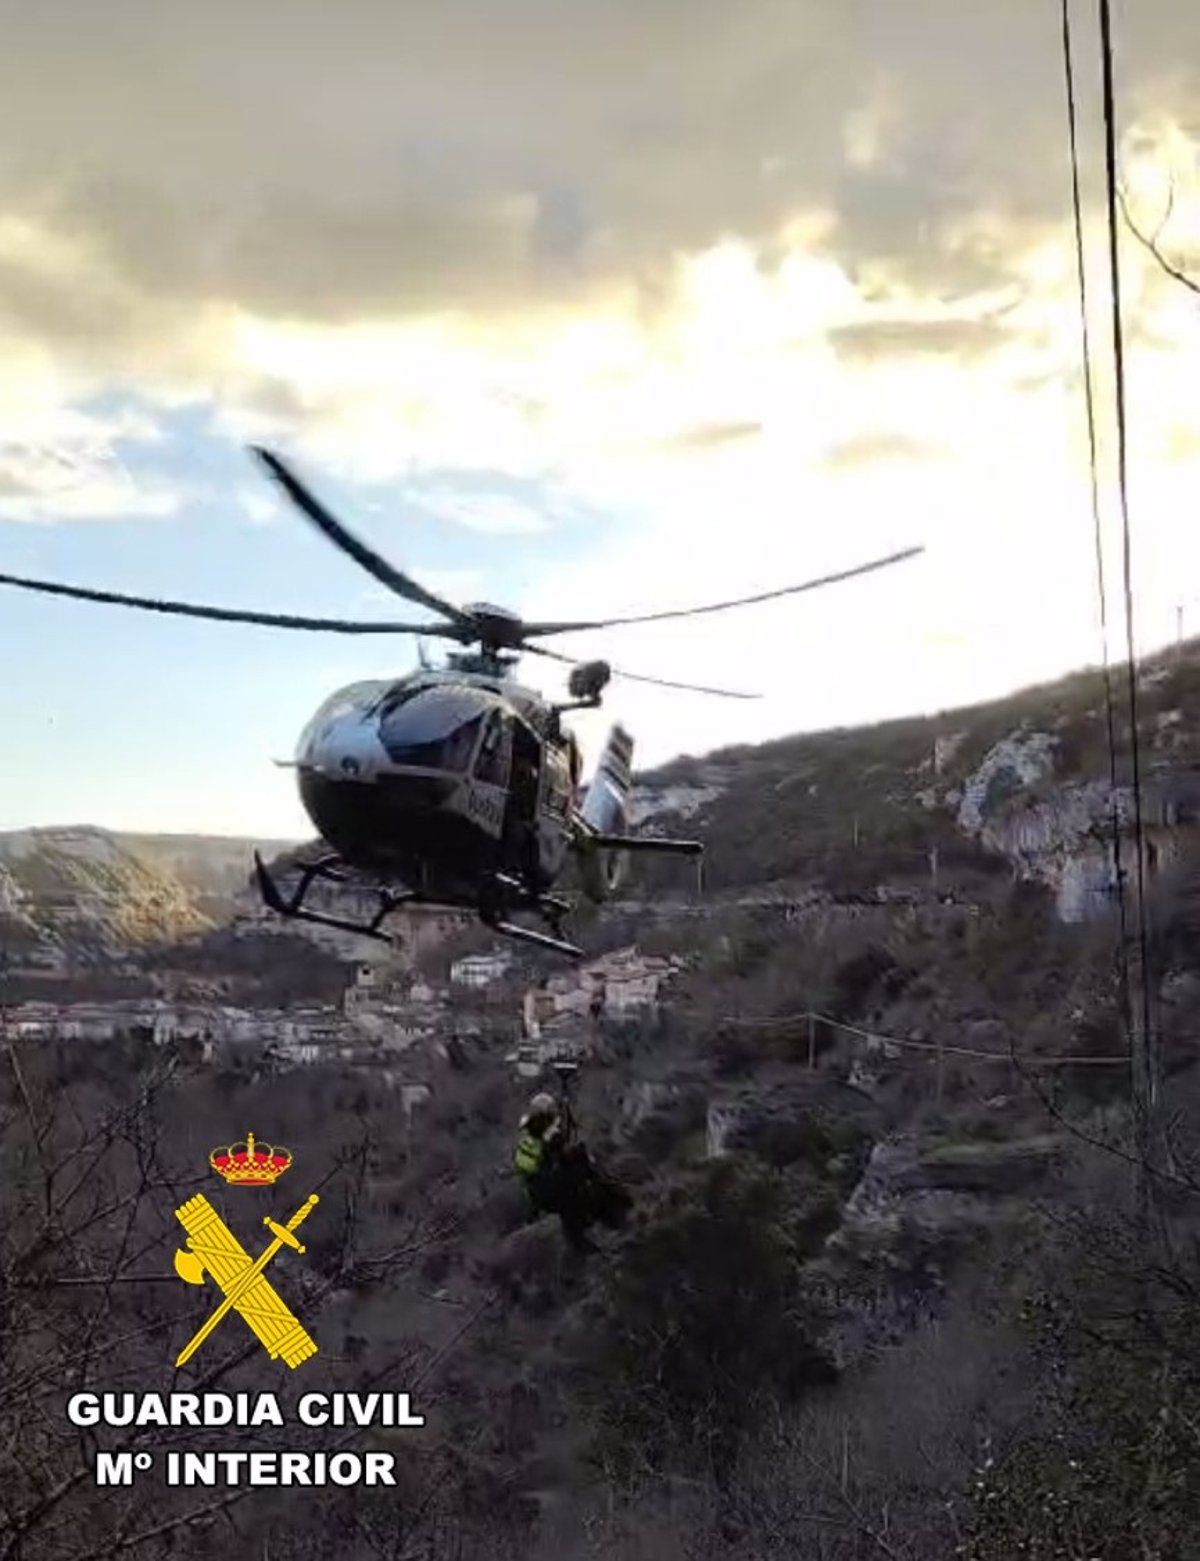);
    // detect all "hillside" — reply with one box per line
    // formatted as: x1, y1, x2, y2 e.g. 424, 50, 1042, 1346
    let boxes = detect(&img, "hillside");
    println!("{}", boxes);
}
6, 646, 1200, 1557
0, 826, 217, 969
120, 831, 297, 917
0, 825, 303, 980
631, 635, 1200, 911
